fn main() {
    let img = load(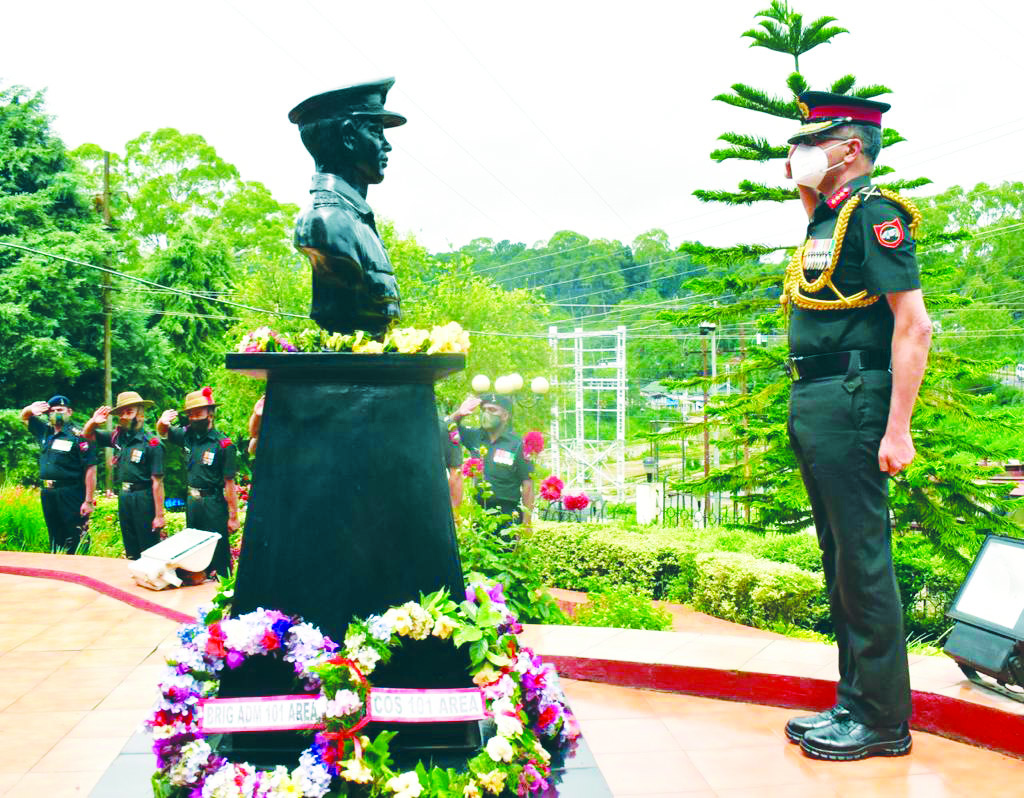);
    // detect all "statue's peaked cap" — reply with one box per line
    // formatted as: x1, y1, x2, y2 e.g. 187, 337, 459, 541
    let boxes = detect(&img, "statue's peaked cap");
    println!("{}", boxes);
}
288, 78, 407, 128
